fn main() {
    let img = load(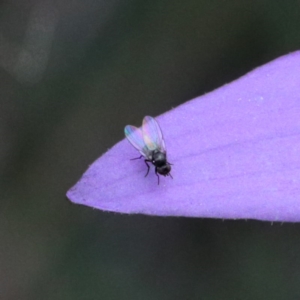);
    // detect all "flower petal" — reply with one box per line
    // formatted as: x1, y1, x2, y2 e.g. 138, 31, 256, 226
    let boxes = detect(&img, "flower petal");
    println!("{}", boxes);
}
67, 51, 300, 222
